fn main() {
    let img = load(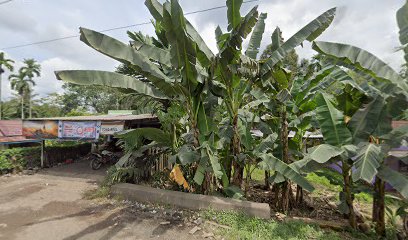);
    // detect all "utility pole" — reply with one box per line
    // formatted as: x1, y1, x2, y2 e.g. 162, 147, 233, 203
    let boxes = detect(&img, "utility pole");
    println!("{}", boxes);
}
0, 66, 3, 120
